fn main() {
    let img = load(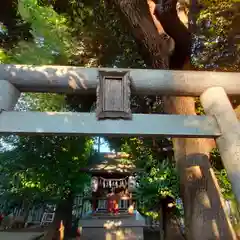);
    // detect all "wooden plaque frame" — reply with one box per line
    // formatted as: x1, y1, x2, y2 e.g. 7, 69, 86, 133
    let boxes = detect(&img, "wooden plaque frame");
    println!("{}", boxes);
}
96, 70, 132, 120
